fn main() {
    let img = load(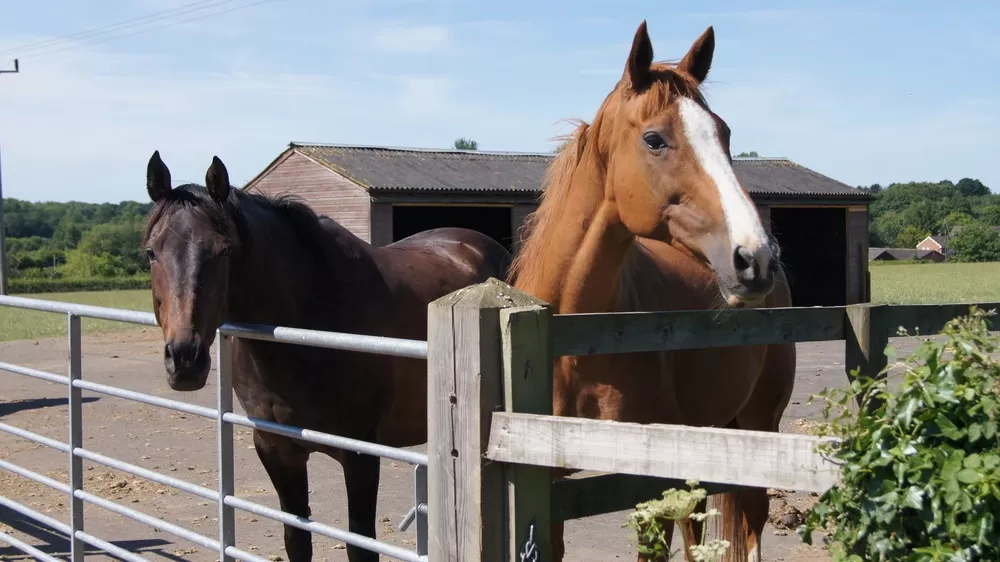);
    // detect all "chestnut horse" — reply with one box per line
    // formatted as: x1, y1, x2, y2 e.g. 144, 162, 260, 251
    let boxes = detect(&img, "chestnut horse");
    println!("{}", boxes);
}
142, 153, 511, 562
509, 23, 797, 562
